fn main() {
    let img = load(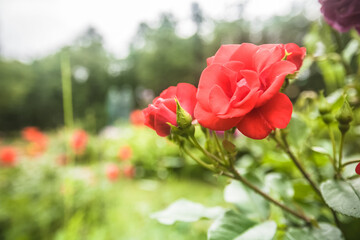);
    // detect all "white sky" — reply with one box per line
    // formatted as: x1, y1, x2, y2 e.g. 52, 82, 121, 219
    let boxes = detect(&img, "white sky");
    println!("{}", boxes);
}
0, 0, 320, 61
